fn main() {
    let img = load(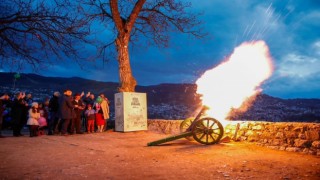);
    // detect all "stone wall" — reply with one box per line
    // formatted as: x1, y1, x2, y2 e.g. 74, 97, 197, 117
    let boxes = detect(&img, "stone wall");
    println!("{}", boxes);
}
147, 119, 320, 156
